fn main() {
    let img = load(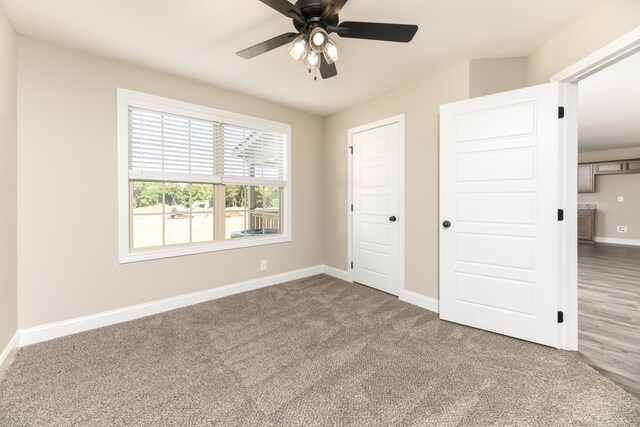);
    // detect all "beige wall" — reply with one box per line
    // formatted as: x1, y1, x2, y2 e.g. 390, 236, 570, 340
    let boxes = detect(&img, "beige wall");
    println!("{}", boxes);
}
469, 57, 527, 98
527, 0, 640, 84
578, 146, 640, 163
0, 8, 17, 352
323, 62, 469, 299
16, 36, 324, 328
579, 146, 640, 241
